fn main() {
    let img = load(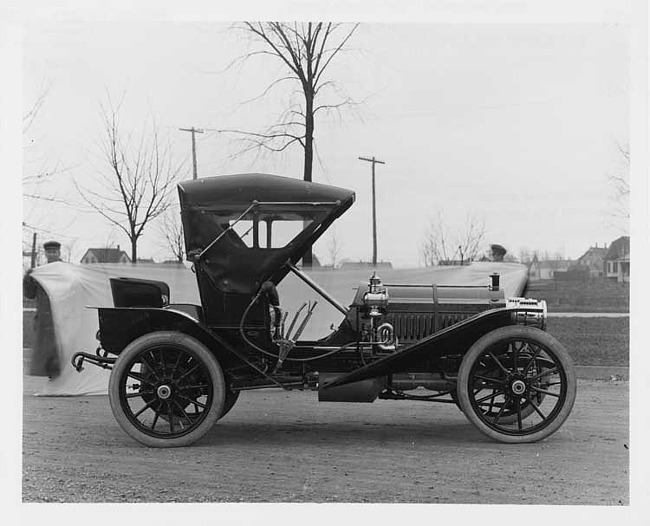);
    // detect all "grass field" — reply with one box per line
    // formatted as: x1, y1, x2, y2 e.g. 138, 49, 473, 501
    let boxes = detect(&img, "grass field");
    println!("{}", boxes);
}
526, 278, 629, 312
545, 317, 629, 367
